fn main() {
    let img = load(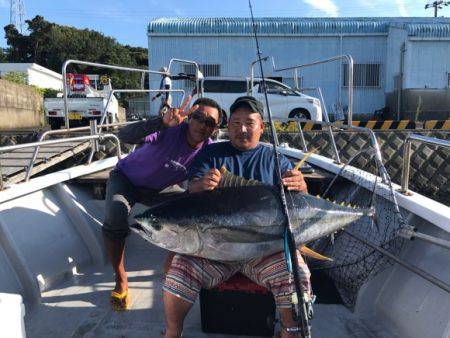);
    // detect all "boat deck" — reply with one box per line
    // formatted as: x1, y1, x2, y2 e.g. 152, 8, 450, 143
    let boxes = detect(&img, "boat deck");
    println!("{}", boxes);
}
25, 233, 390, 338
